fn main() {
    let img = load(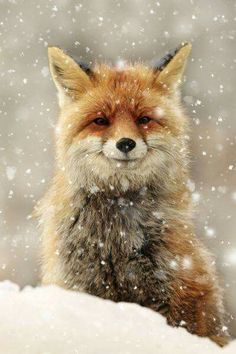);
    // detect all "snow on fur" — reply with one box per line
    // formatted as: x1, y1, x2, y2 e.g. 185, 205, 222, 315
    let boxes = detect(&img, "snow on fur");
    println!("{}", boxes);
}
0, 281, 235, 354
